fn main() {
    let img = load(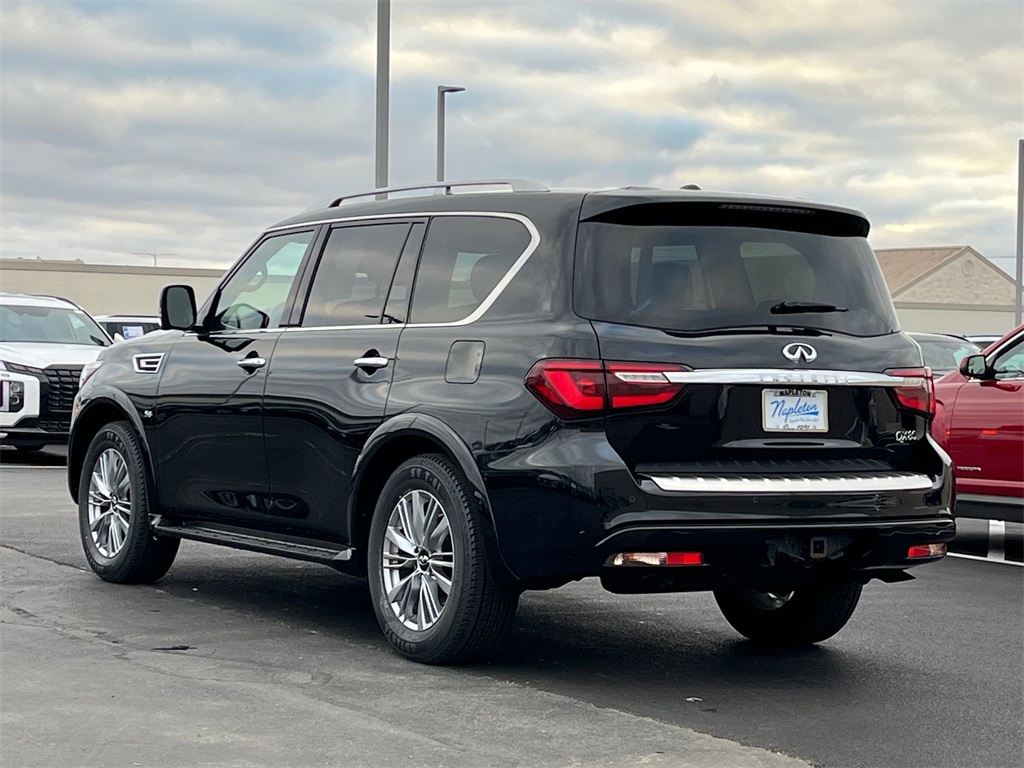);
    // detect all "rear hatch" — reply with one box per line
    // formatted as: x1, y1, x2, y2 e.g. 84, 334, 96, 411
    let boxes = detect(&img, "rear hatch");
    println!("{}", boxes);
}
570, 197, 940, 488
